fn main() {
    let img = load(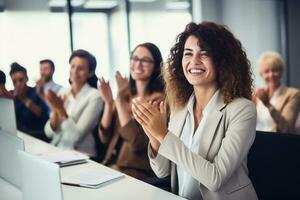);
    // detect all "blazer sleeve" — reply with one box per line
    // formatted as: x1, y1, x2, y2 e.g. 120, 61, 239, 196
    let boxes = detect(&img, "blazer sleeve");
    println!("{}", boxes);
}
44, 113, 57, 139
118, 119, 149, 152
157, 101, 257, 192
46, 94, 103, 148
148, 143, 171, 178
270, 90, 300, 133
